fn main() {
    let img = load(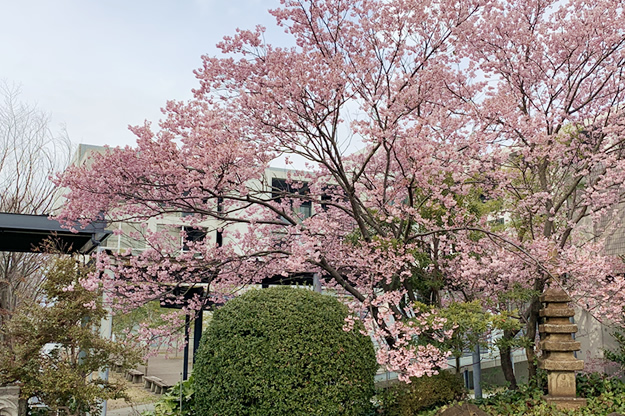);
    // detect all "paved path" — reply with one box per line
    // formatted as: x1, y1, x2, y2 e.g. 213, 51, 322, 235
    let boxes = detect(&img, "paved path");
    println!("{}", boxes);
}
106, 403, 155, 416
104, 350, 195, 416
136, 352, 194, 386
